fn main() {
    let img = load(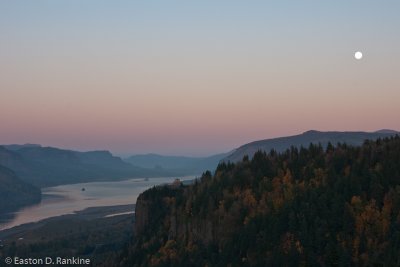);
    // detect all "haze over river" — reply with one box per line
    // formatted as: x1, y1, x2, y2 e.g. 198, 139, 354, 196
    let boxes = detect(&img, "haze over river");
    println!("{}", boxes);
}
0, 176, 194, 231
